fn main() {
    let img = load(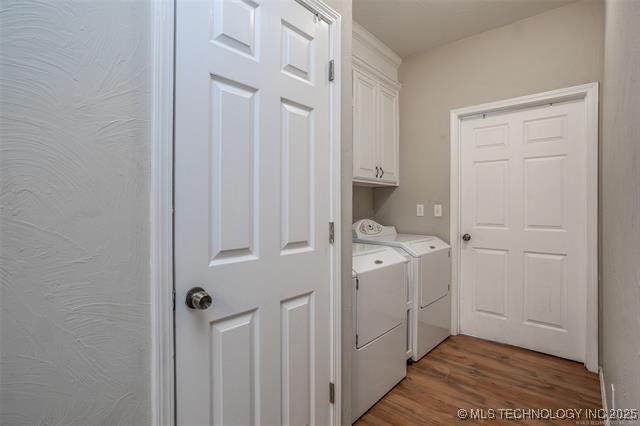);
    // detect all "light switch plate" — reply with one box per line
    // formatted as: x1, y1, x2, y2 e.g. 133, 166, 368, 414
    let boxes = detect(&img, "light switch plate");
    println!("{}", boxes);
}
434, 204, 442, 217
416, 204, 424, 217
